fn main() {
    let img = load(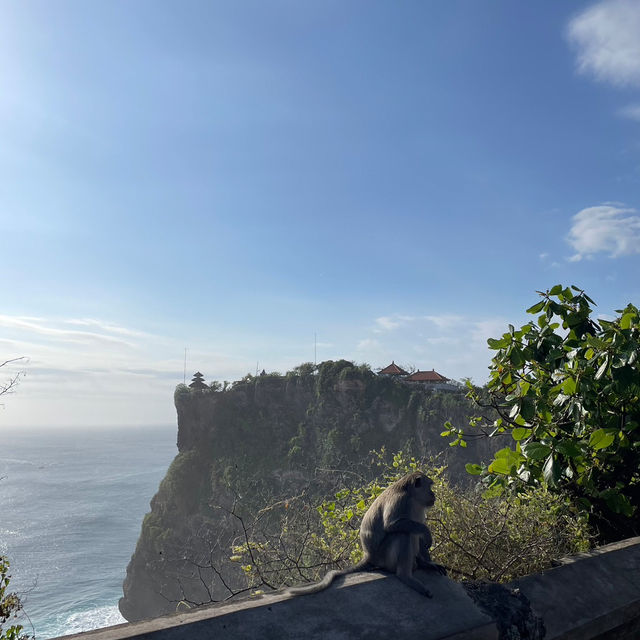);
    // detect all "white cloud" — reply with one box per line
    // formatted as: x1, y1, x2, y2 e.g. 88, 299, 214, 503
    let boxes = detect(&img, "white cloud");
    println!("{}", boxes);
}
373, 315, 416, 332
567, 0, 640, 87
64, 318, 148, 338
0, 315, 137, 347
618, 103, 640, 120
424, 337, 459, 346
567, 205, 640, 260
423, 314, 464, 330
